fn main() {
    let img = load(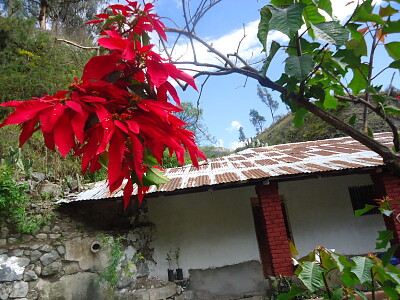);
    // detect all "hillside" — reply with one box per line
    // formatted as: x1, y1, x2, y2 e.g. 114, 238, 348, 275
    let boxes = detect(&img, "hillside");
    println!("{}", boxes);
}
256, 99, 400, 146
